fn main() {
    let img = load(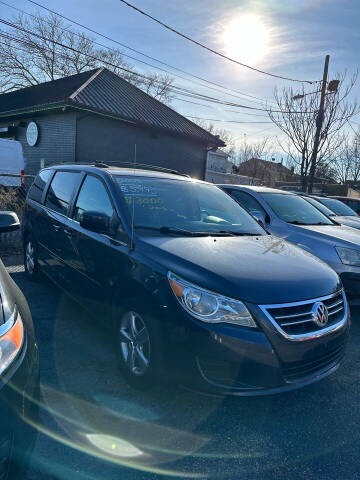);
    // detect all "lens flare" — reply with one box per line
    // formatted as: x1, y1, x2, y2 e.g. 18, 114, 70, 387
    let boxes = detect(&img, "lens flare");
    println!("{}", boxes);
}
223, 14, 270, 65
